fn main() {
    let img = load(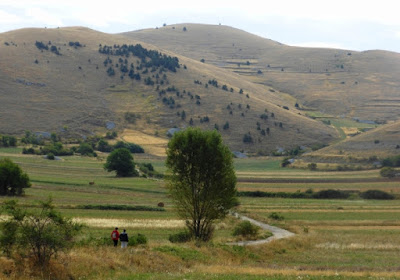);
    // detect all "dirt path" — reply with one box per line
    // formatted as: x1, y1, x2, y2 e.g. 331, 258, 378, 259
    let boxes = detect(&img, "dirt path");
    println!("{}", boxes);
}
229, 213, 295, 246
